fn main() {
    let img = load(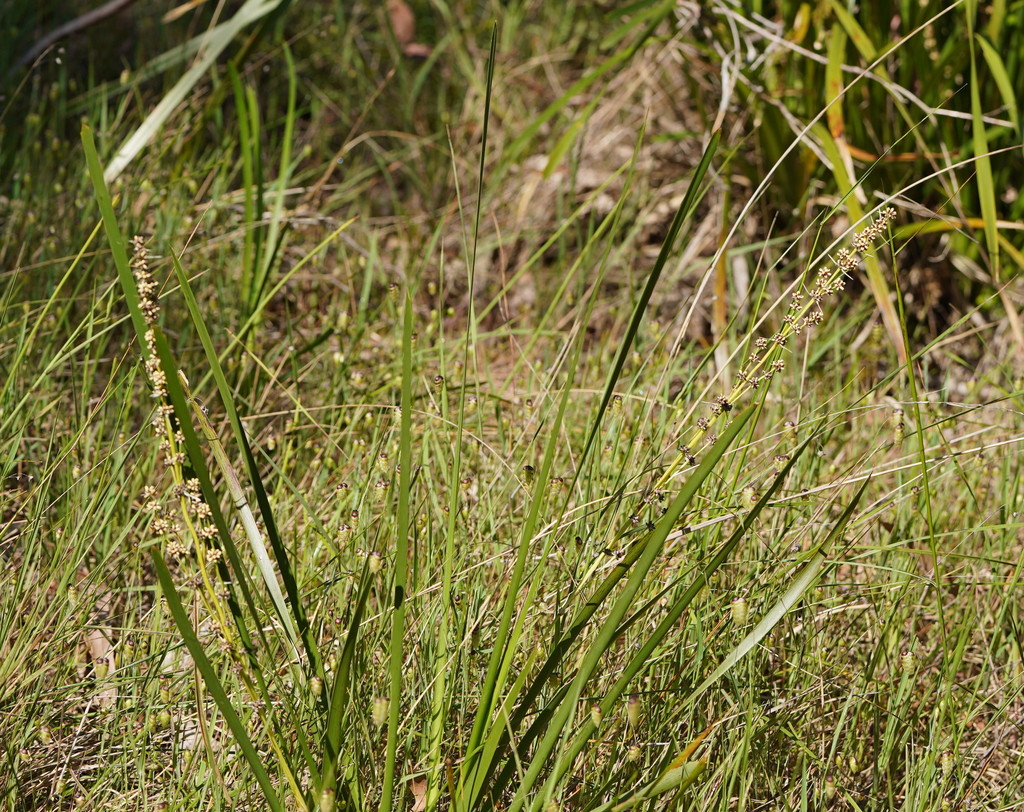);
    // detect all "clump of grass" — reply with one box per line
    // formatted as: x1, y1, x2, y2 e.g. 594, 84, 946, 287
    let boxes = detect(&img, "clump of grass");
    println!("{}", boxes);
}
3, 3, 1023, 811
